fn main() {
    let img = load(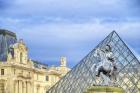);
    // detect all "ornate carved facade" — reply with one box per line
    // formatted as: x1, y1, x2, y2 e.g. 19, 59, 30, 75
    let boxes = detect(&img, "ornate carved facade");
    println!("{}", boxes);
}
0, 29, 70, 93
